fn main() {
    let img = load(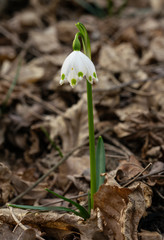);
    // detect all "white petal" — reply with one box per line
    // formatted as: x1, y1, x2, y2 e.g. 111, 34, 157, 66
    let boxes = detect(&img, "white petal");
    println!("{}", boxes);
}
61, 51, 76, 79
77, 52, 98, 83
60, 50, 98, 87
67, 69, 78, 88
